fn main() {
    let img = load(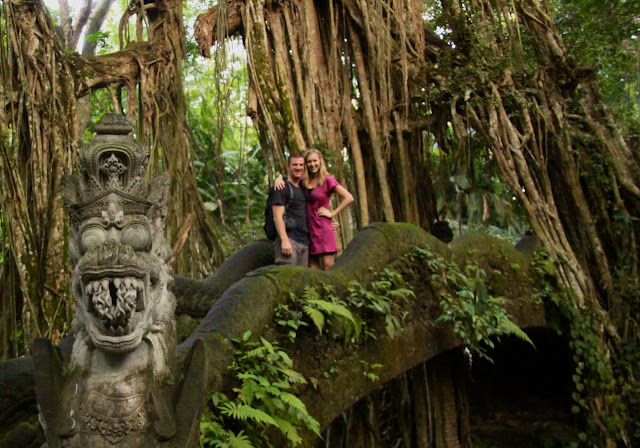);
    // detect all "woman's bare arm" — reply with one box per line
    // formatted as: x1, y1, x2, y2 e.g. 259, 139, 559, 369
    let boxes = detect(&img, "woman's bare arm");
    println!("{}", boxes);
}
318, 185, 354, 218
273, 176, 286, 190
